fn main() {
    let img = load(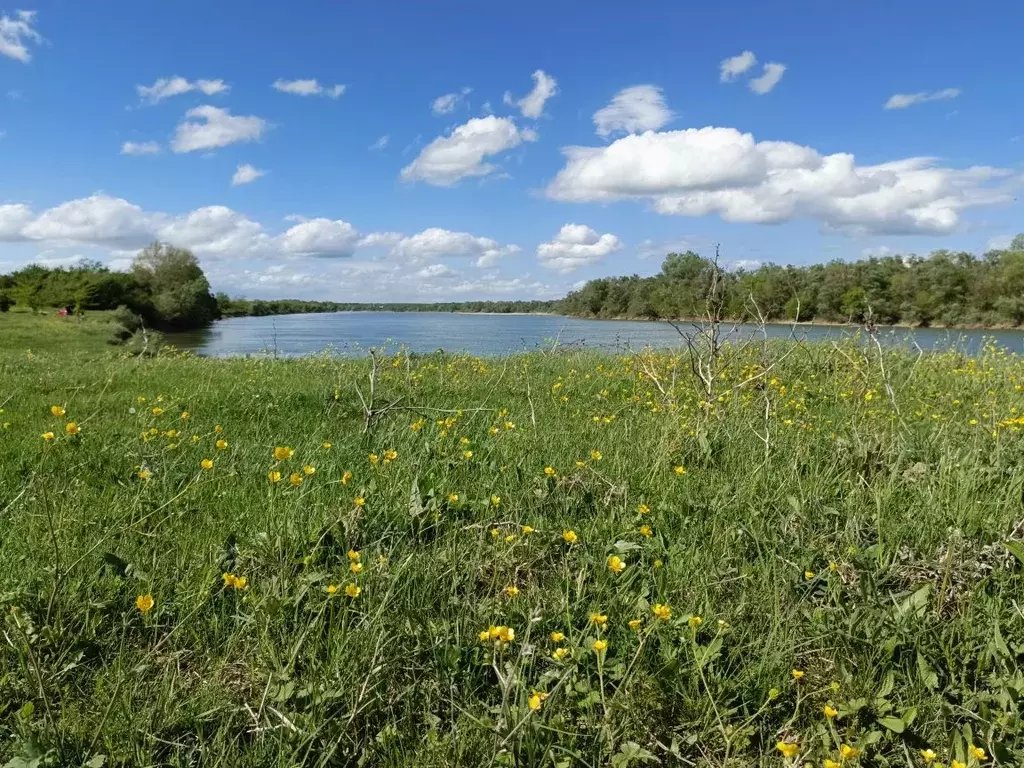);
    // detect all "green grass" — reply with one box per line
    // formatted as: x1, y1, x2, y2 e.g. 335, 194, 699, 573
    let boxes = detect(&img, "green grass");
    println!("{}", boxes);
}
1, 317, 1022, 766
